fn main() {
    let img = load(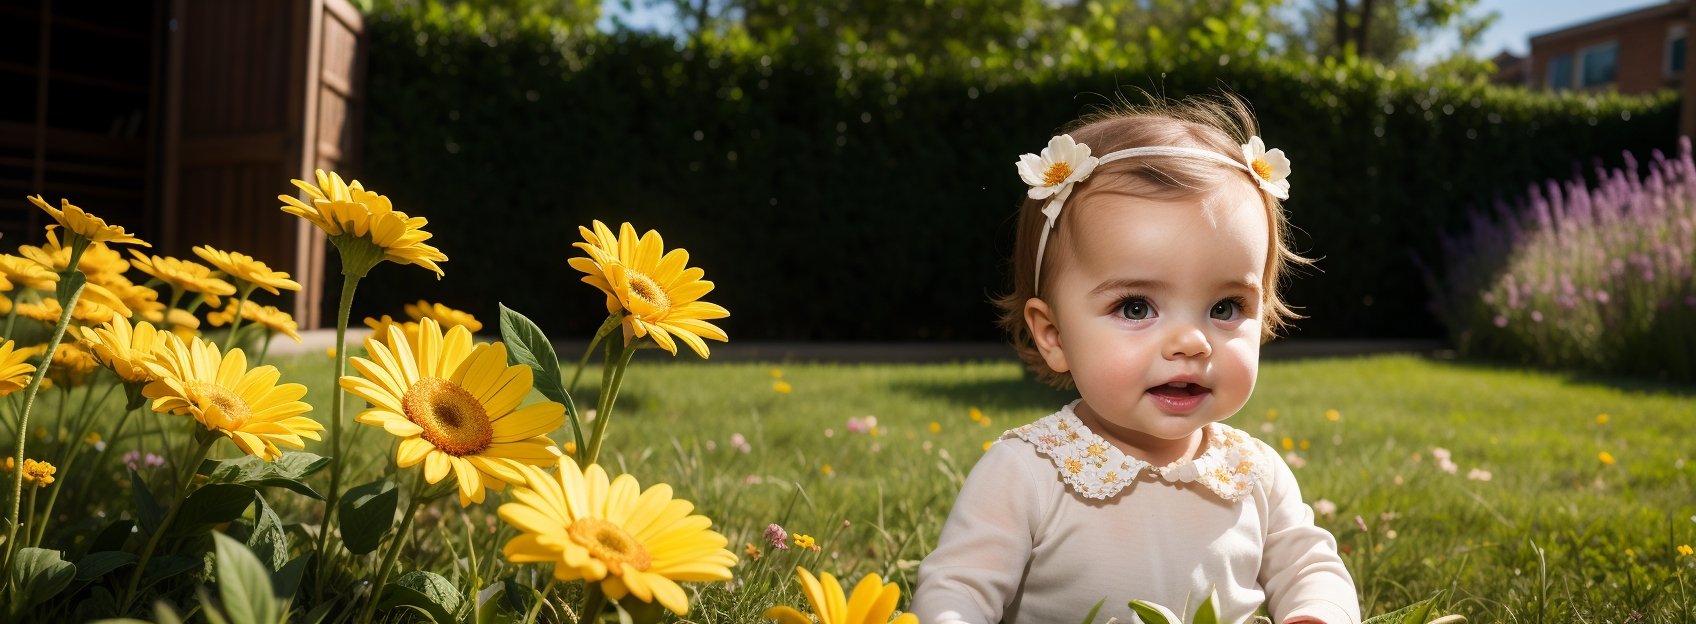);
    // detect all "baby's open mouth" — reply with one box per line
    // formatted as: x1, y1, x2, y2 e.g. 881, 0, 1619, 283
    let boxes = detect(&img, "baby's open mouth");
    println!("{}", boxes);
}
1148, 381, 1210, 397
